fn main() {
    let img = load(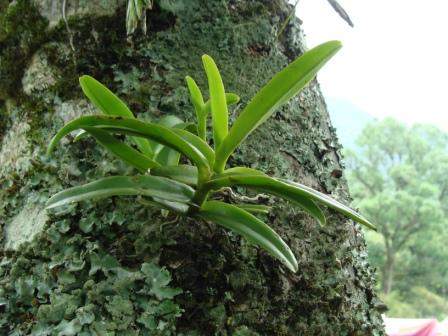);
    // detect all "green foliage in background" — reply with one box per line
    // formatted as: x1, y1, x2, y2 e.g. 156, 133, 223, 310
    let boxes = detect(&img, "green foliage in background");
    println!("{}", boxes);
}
381, 288, 448, 320
345, 118, 448, 318
47, 41, 375, 273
